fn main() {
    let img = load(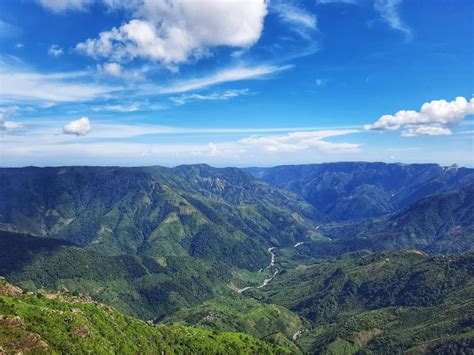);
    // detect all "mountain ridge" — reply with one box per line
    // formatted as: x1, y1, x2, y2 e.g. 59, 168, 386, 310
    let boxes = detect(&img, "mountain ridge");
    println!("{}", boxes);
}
245, 162, 474, 221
